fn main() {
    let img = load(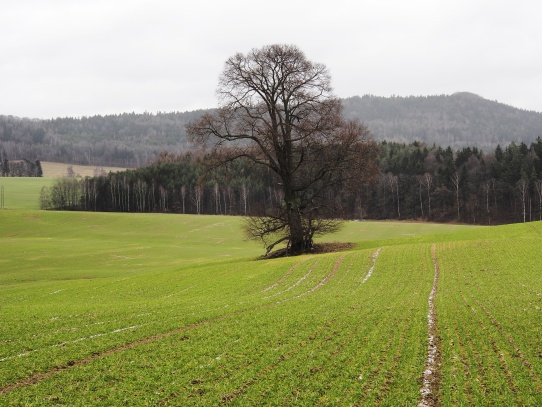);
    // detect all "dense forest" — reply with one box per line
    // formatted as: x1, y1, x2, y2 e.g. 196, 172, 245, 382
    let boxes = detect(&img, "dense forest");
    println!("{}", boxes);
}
2, 93, 542, 167
41, 138, 542, 226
